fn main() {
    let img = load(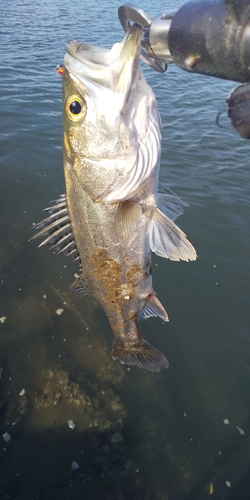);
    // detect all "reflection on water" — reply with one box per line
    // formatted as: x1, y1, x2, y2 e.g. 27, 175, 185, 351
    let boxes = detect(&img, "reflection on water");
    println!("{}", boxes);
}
1, 0, 250, 499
